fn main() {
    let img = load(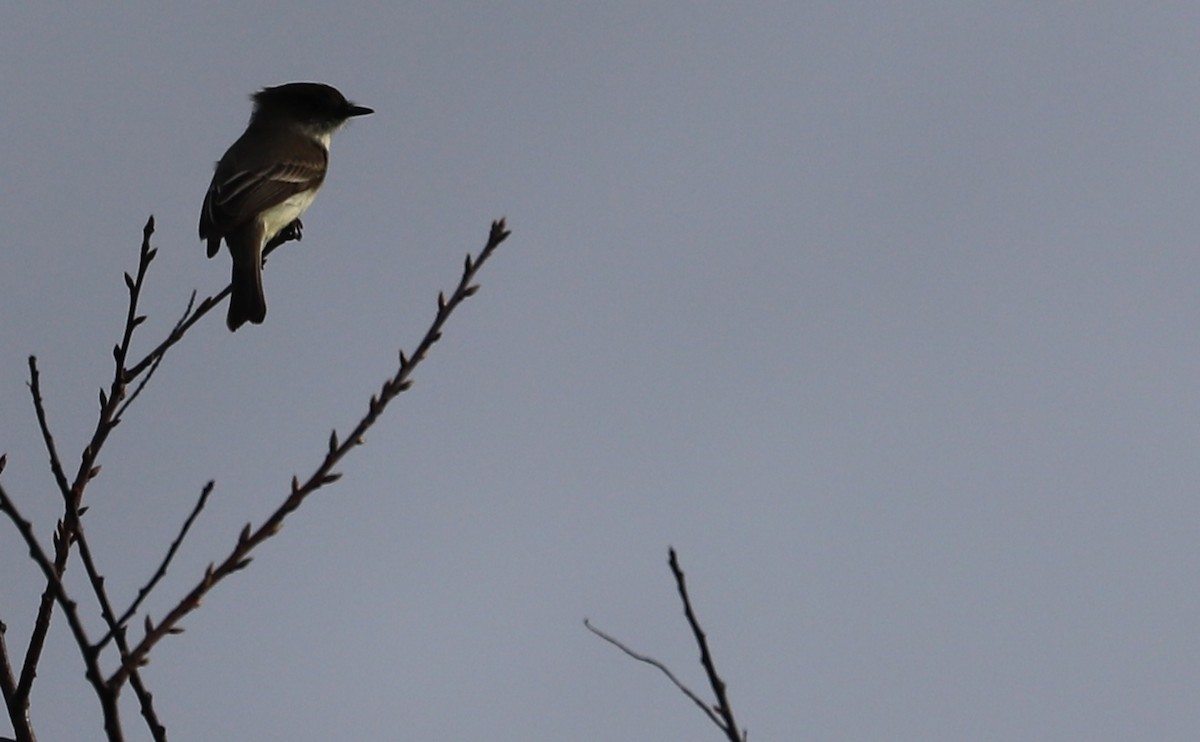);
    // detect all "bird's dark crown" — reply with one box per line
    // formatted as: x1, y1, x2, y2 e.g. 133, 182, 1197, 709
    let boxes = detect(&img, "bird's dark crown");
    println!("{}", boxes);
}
250, 82, 372, 130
